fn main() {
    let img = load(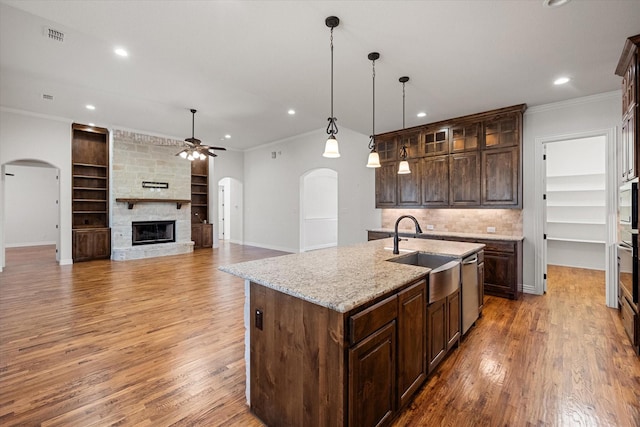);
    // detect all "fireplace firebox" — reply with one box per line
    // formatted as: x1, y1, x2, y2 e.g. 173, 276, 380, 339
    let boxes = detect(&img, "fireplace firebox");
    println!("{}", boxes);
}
132, 221, 175, 245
